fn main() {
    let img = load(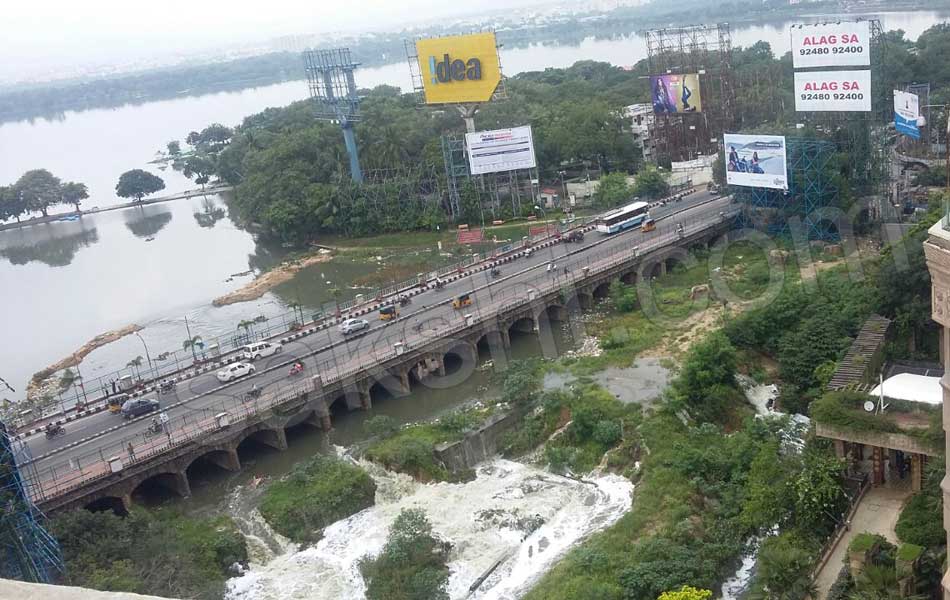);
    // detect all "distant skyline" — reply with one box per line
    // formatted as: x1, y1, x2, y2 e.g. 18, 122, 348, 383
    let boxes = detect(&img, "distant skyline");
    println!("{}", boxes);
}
0, 0, 595, 85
